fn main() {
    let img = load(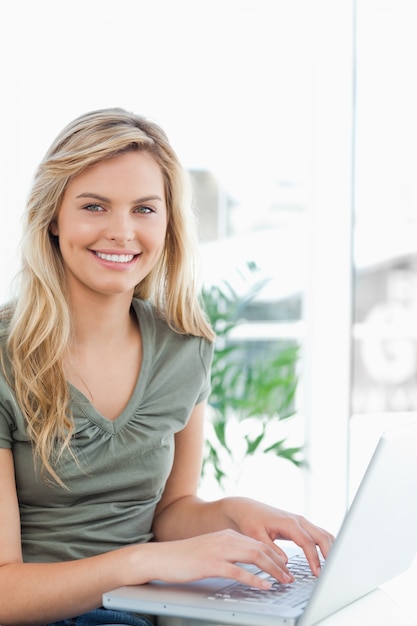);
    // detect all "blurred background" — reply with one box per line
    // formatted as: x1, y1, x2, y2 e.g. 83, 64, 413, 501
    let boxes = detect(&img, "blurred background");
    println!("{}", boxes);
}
1, 0, 416, 532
